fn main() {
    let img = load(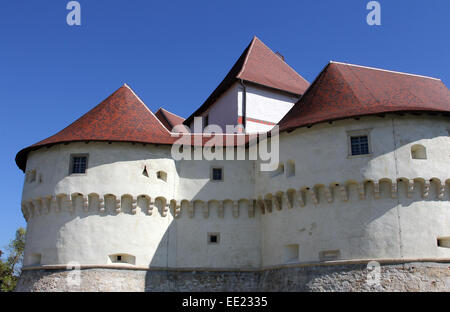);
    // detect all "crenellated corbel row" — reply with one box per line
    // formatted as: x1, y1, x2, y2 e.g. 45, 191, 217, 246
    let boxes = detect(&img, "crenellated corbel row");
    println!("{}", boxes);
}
20, 177, 450, 221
